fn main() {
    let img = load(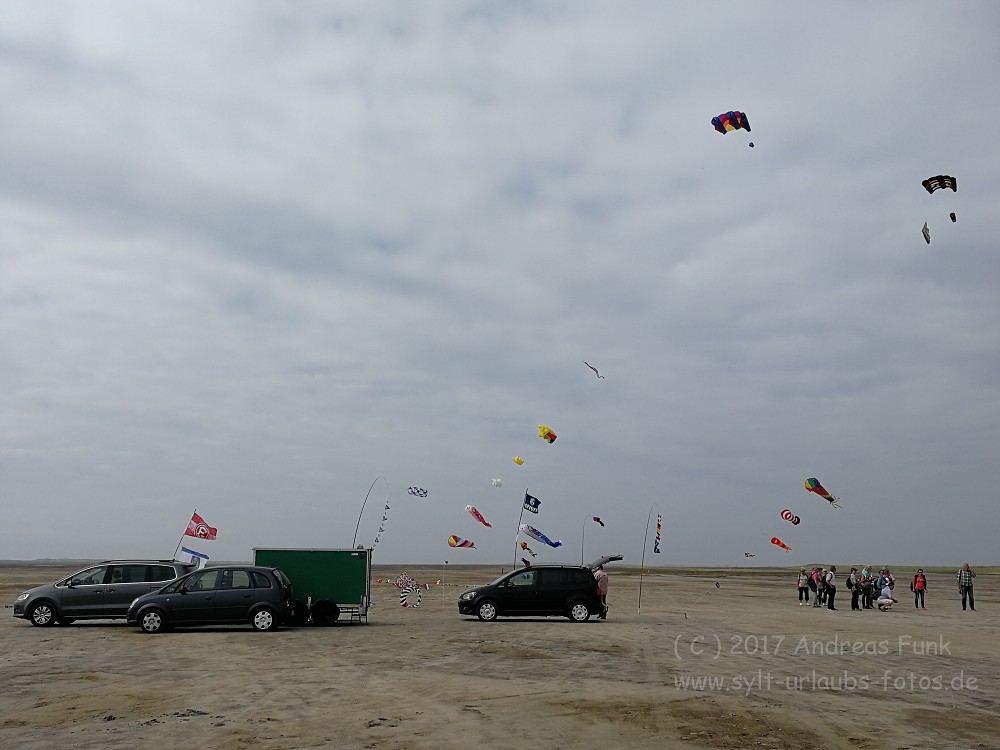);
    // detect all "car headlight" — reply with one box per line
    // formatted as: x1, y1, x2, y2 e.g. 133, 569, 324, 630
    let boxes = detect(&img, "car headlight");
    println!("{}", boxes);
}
15, 593, 29, 602
459, 591, 477, 601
